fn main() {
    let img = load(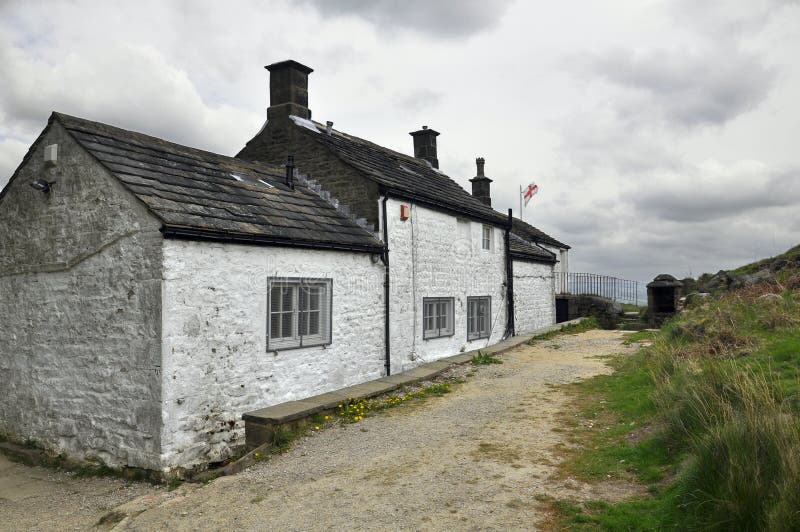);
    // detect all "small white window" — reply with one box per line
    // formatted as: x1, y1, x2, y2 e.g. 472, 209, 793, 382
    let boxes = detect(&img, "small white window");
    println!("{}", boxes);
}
268, 278, 332, 350
482, 225, 492, 251
467, 296, 491, 340
423, 297, 454, 339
